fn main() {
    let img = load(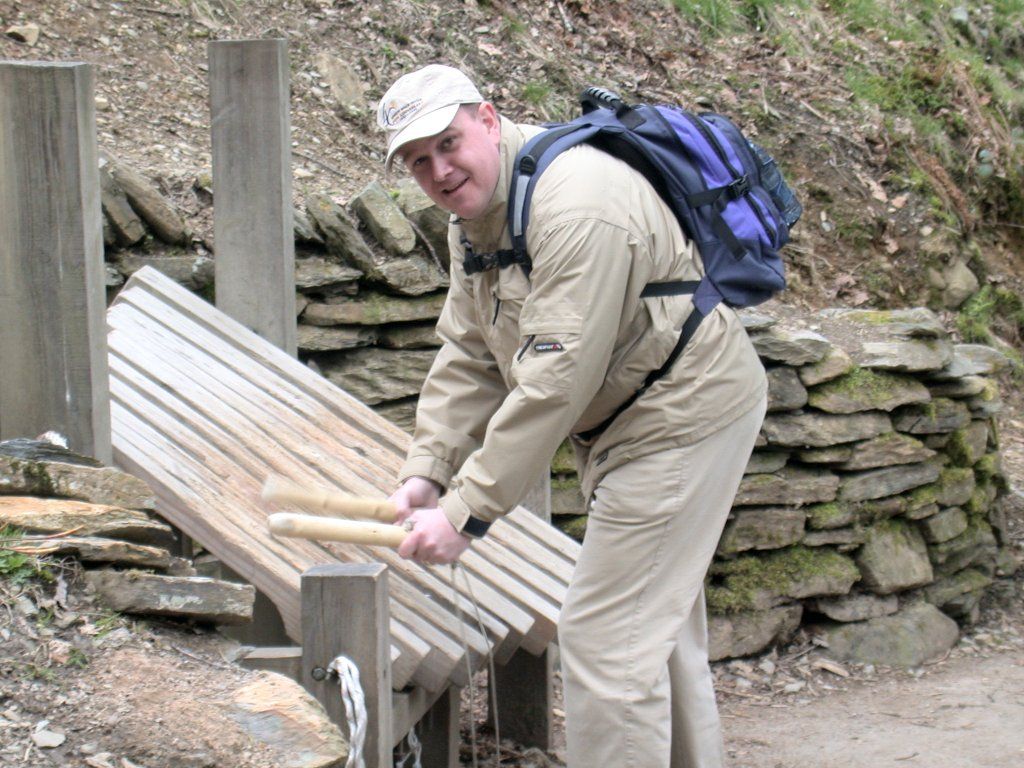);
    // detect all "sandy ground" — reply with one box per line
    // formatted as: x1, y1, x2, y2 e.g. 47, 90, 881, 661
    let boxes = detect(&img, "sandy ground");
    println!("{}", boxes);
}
723, 650, 1024, 768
